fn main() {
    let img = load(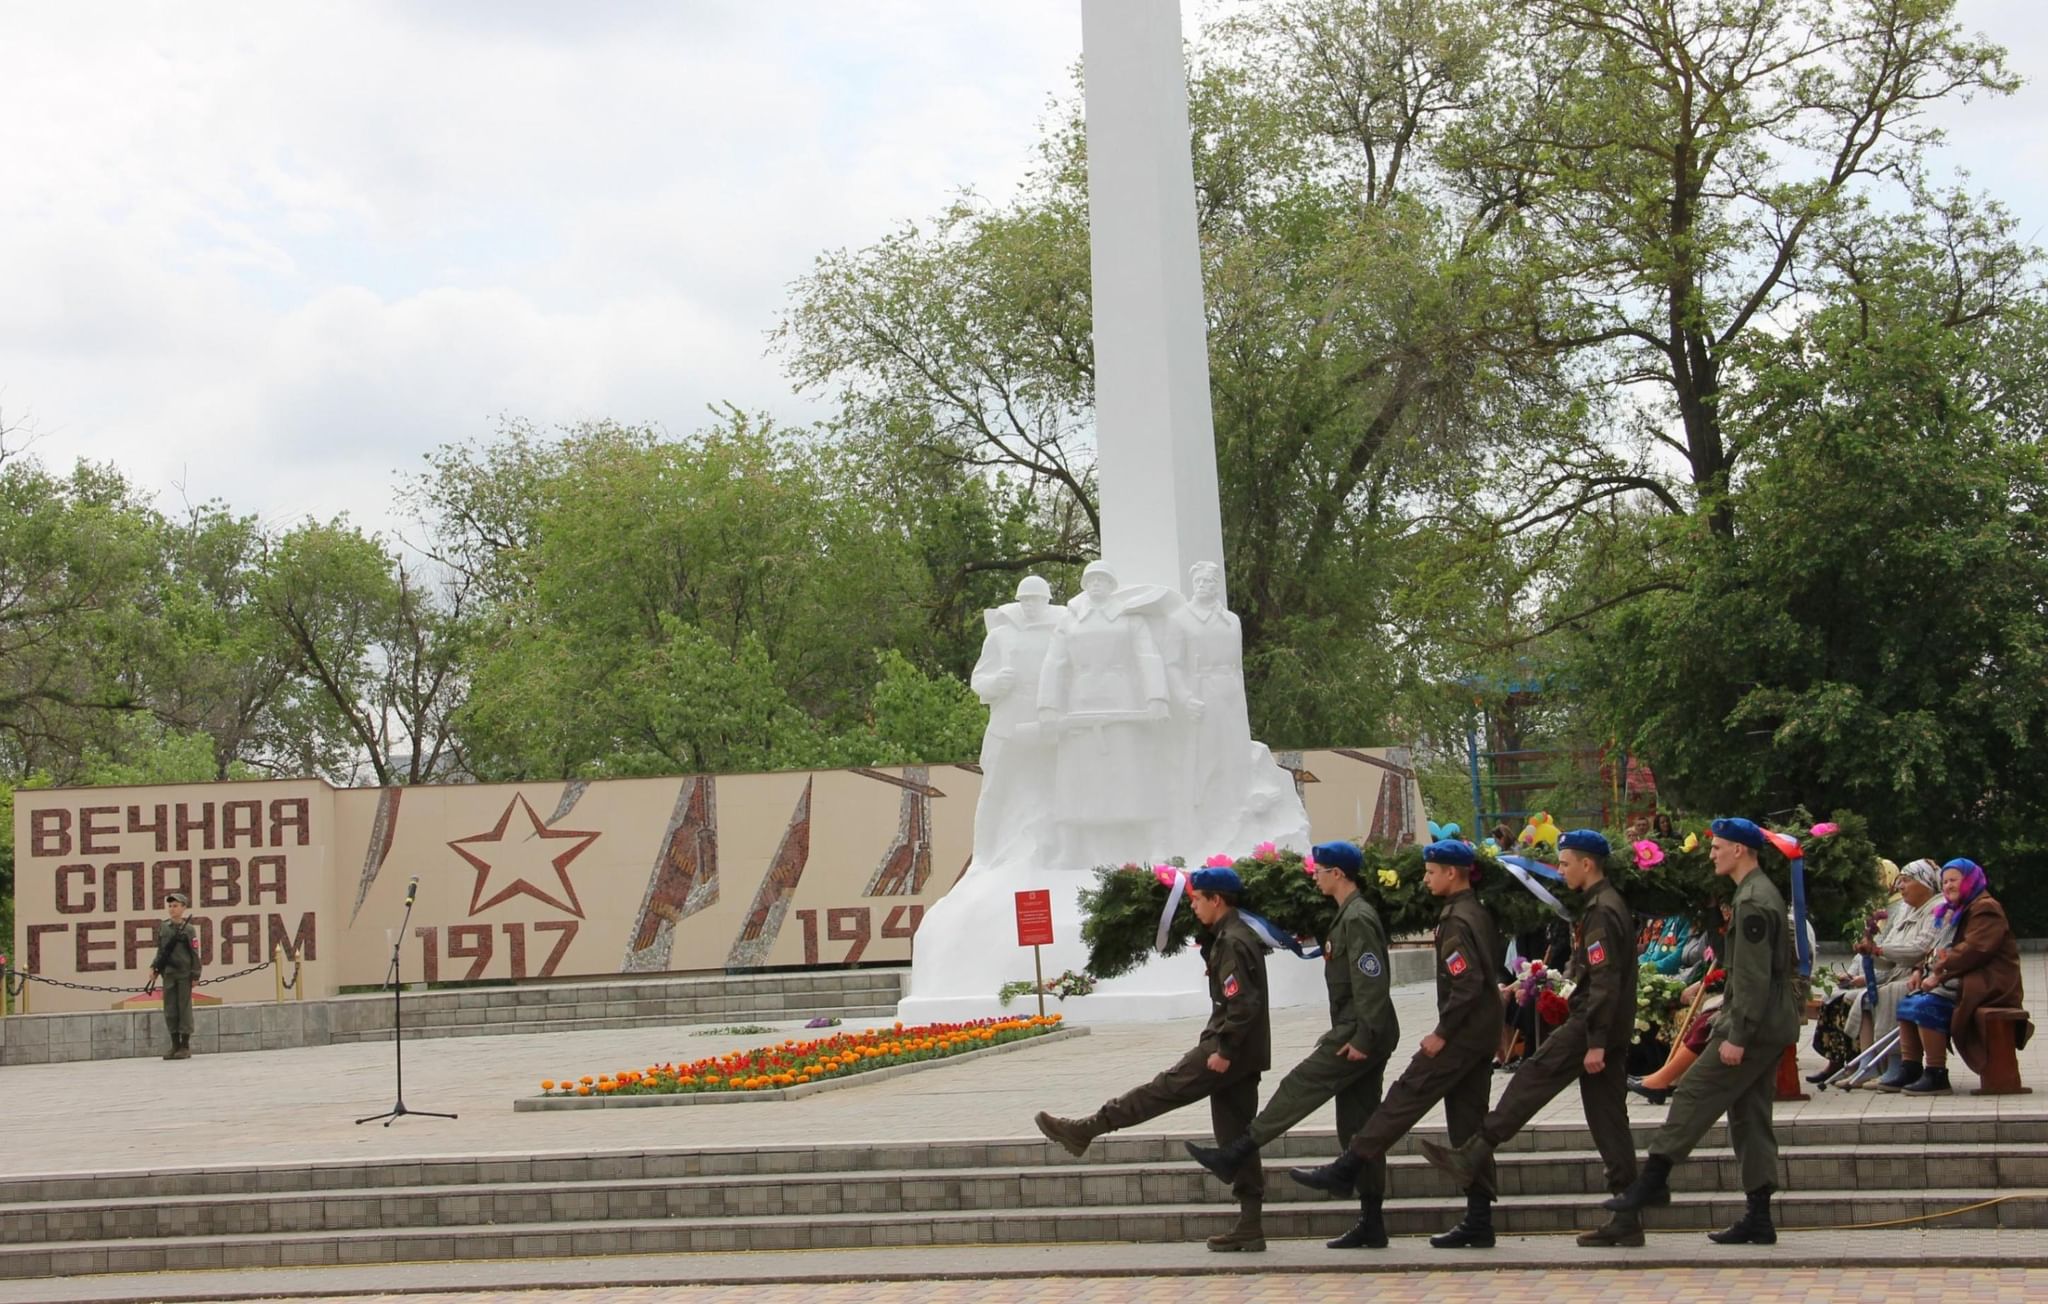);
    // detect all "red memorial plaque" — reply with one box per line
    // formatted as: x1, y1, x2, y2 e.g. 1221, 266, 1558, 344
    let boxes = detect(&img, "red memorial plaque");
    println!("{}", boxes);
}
1014, 889, 1054, 947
